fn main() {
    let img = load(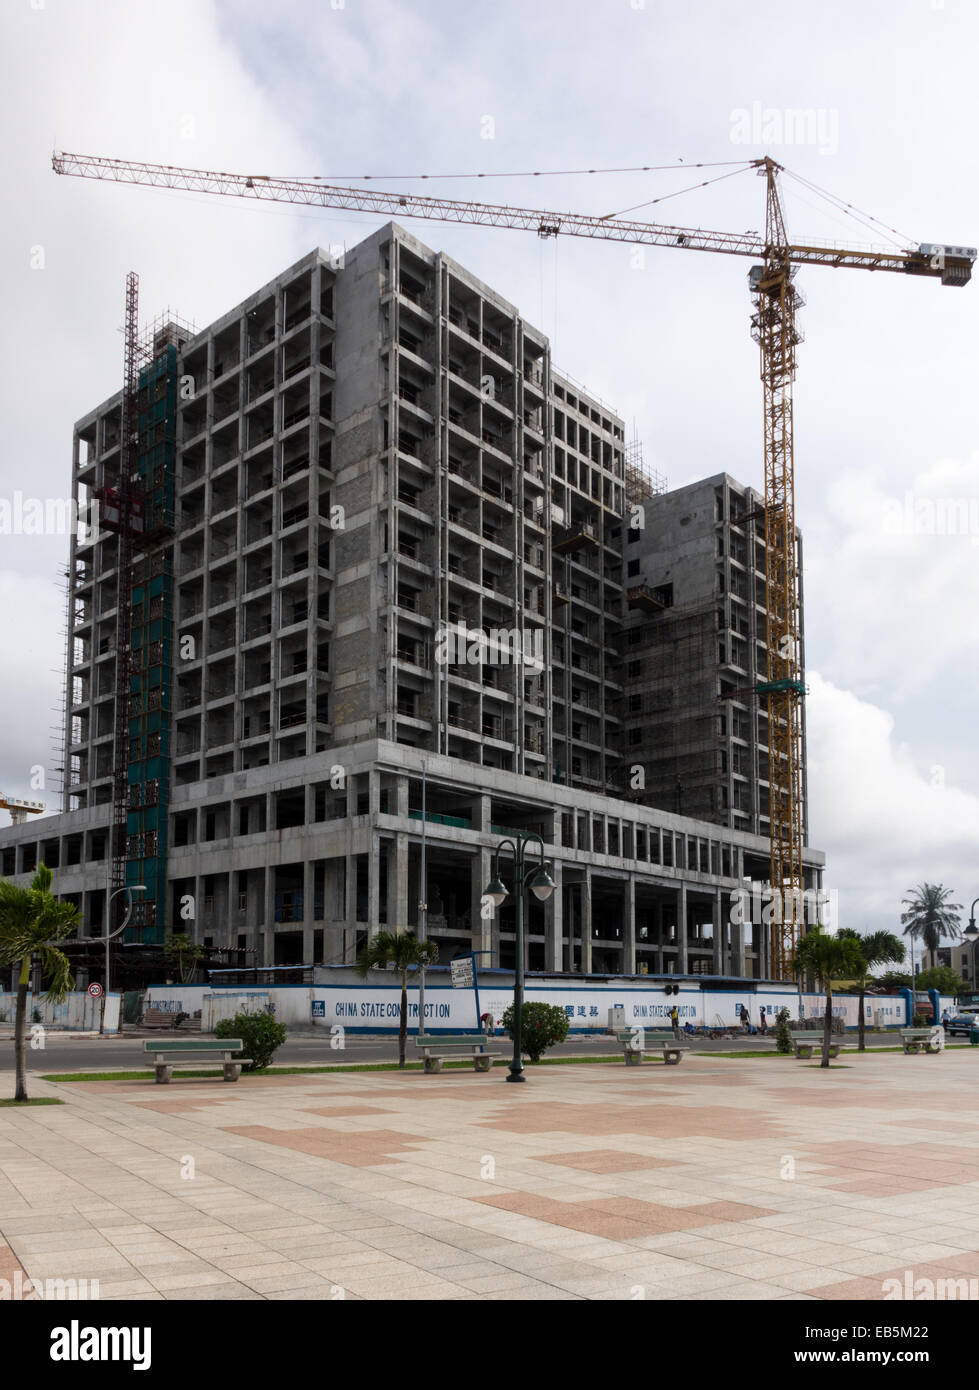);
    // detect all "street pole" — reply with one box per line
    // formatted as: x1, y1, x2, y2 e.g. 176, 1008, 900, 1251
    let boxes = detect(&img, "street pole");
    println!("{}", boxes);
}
512, 843, 525, 1080
100, 885, 146, 1034
417, 759, 427, 1037
965, 900, 979, 992
483, 835, 555, 1084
